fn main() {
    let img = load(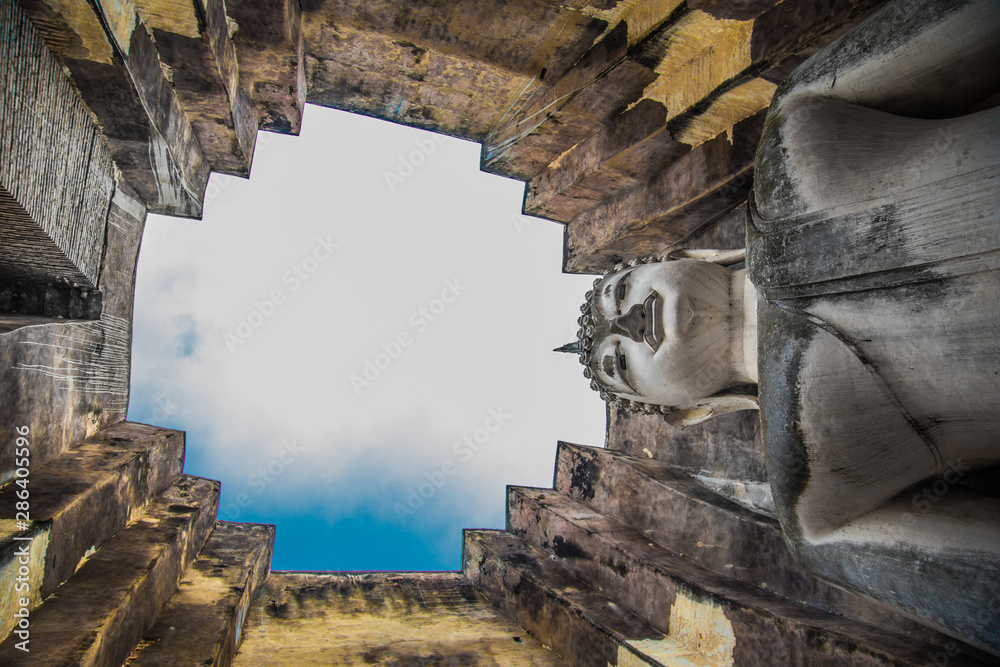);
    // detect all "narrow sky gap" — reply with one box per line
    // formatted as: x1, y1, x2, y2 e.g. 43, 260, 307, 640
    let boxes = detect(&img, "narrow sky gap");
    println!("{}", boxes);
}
127, 104, 607, 571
